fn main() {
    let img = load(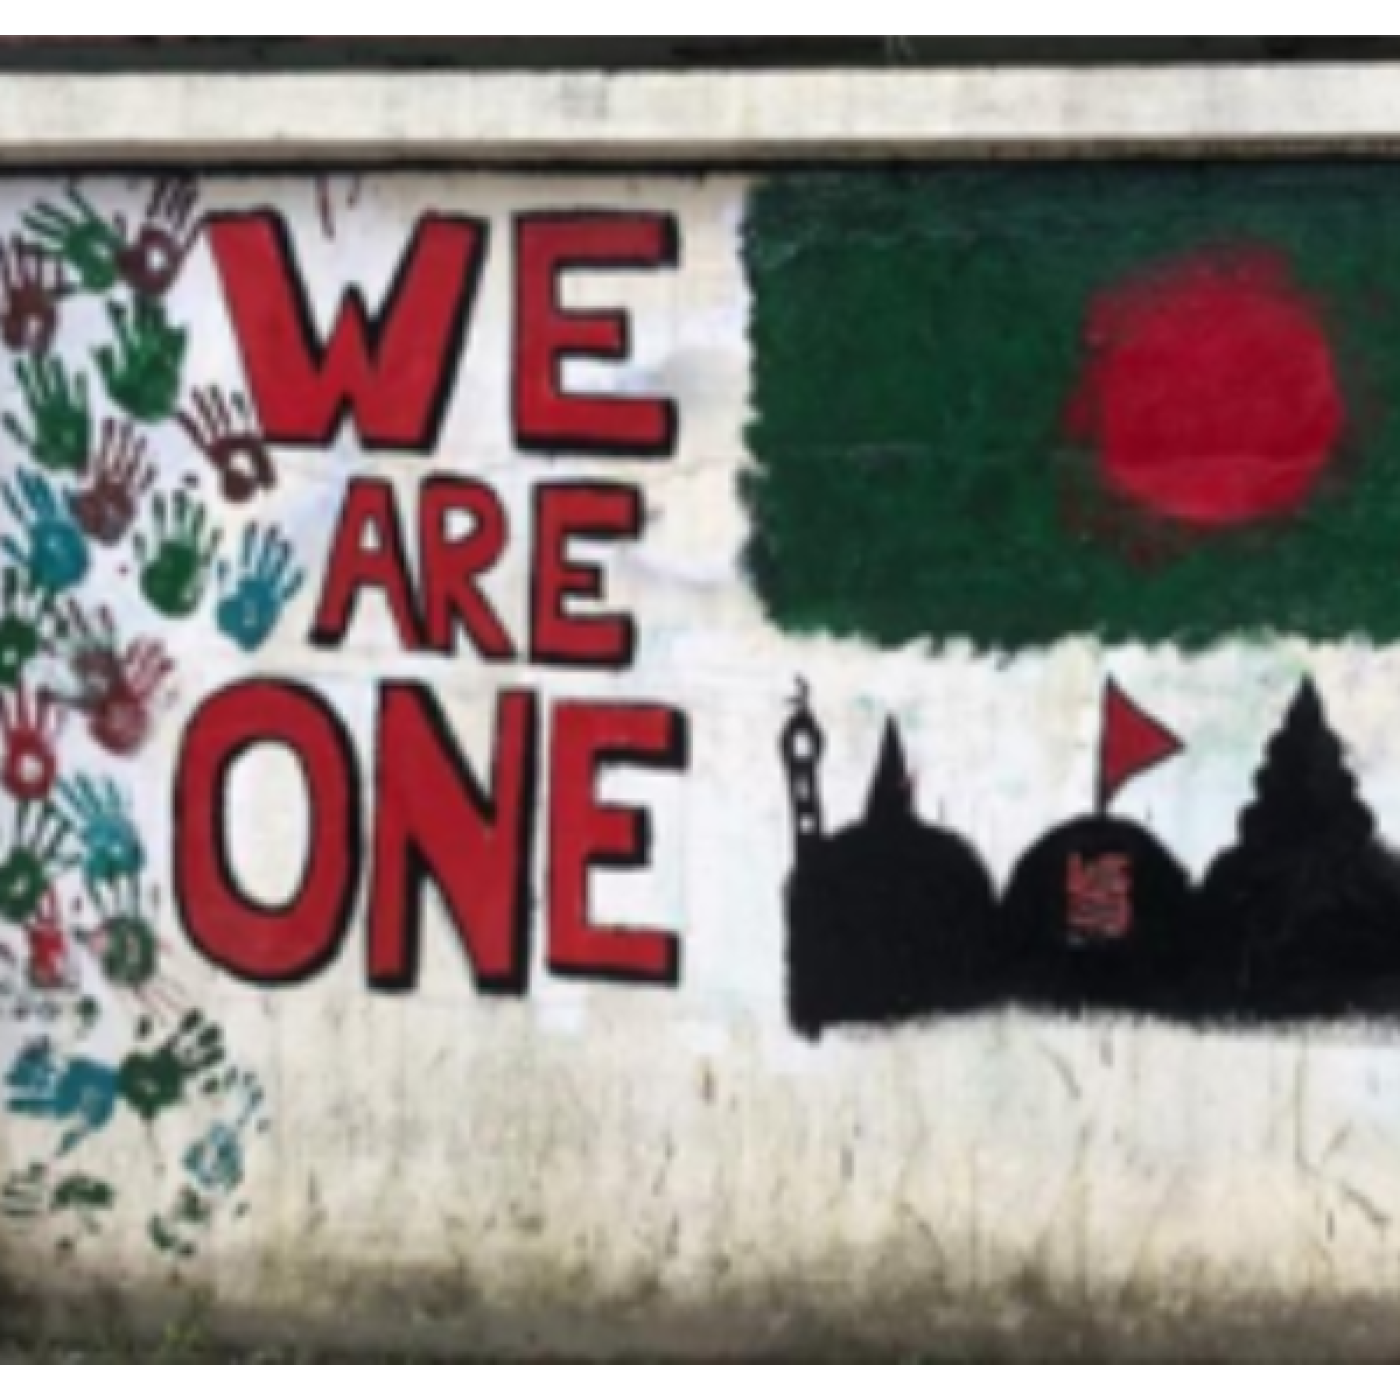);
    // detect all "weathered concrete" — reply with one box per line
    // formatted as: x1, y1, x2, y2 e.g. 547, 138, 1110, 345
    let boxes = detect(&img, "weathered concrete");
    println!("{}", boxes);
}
5, 72, 1400, 1364
3, 66, 1400, 165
